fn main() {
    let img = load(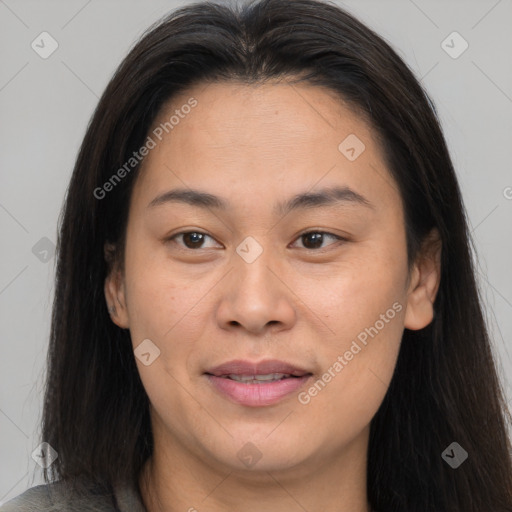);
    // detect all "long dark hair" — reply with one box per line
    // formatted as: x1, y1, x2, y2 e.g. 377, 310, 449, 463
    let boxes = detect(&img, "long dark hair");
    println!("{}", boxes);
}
40, 0, 512, 510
